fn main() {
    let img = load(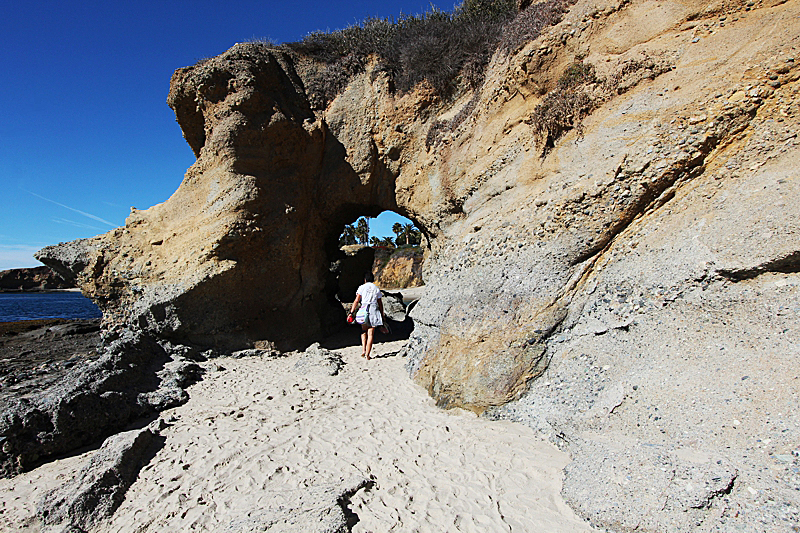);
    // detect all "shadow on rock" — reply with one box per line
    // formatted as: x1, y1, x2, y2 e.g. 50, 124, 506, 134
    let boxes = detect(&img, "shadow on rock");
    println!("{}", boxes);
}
0, 329, 202, 478
37, 422, 167, 532
321, 291, 415, 351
